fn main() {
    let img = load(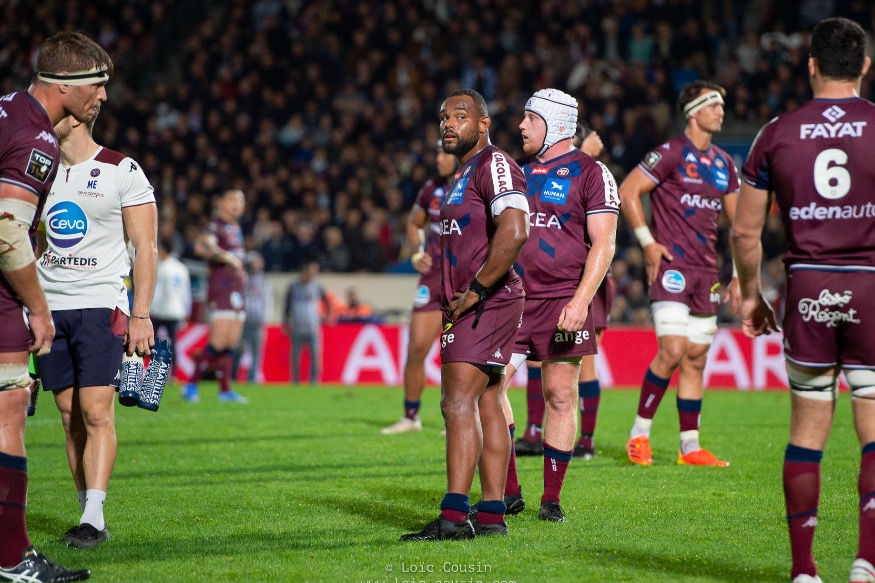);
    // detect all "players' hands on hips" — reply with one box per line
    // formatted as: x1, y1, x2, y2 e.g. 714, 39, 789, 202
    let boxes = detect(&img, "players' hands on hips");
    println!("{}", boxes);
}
412, 253, 432, 274
723, 278, 742, 316
447, 289, 479, 323
28, 310, 55, 355
557, 299, 588, 333
125, 317, 154, 357
644, 242, 673, 286
740, 295, 780, 339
